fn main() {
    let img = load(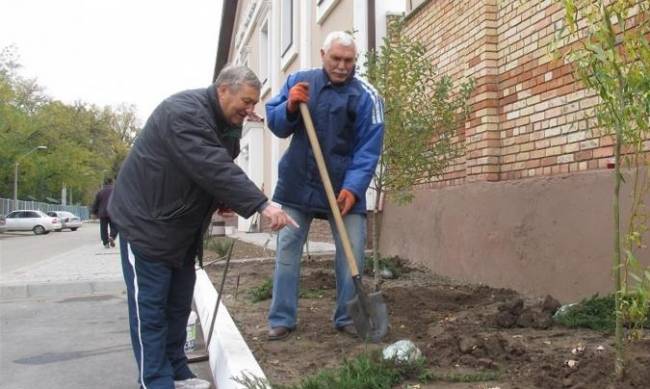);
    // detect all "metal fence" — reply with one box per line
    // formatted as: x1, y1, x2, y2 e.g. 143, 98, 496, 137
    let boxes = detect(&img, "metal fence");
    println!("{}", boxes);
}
0, 198, 90, 220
